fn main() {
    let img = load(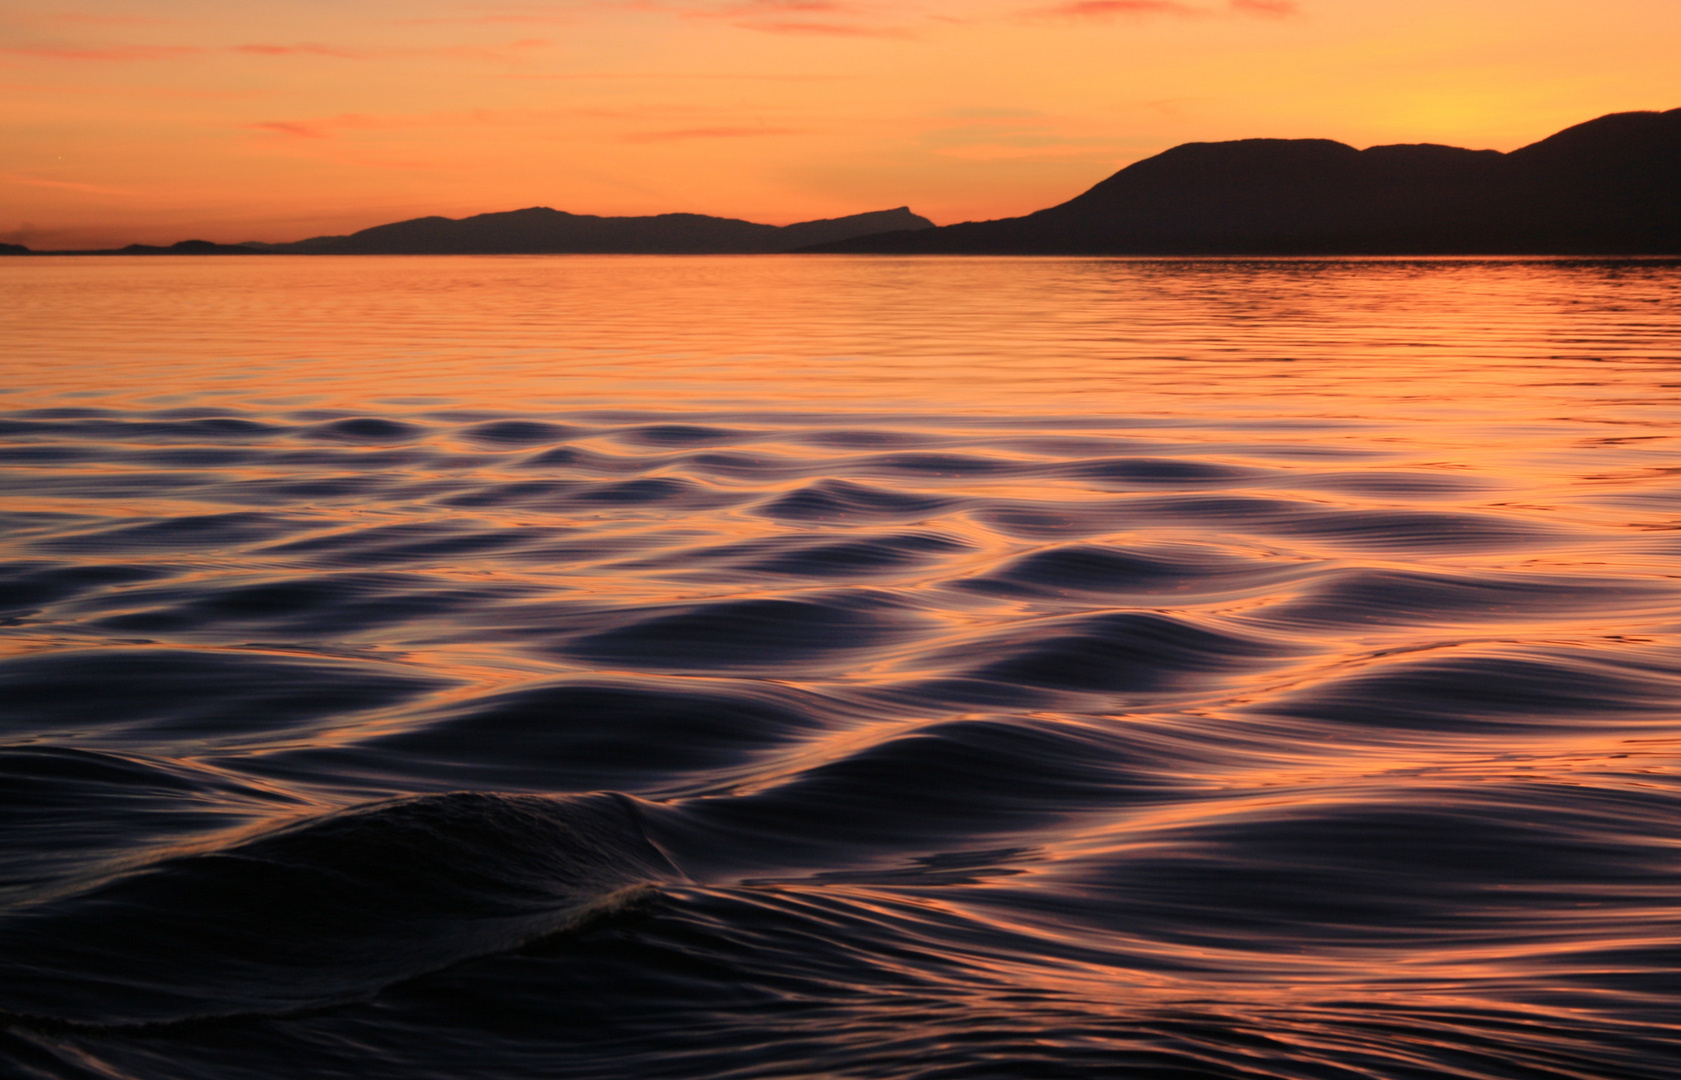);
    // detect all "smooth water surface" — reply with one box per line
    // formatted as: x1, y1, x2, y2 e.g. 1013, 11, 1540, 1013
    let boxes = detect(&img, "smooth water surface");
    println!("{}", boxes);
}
2, 255, 1680, 1079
